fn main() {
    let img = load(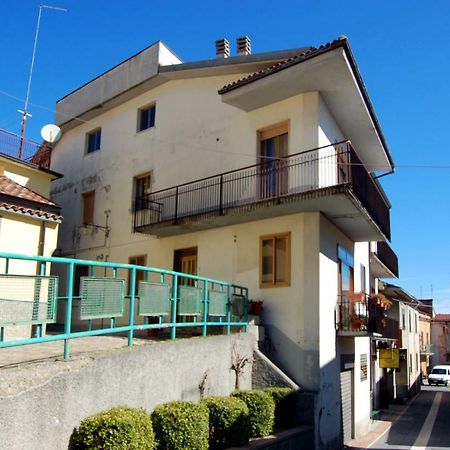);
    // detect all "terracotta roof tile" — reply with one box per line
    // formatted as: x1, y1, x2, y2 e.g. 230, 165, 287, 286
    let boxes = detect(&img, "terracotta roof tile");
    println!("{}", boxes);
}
434, 314, 450, 322
0, 202, 62, 221
218, 37, 346, 95
0, 175, 57, 206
